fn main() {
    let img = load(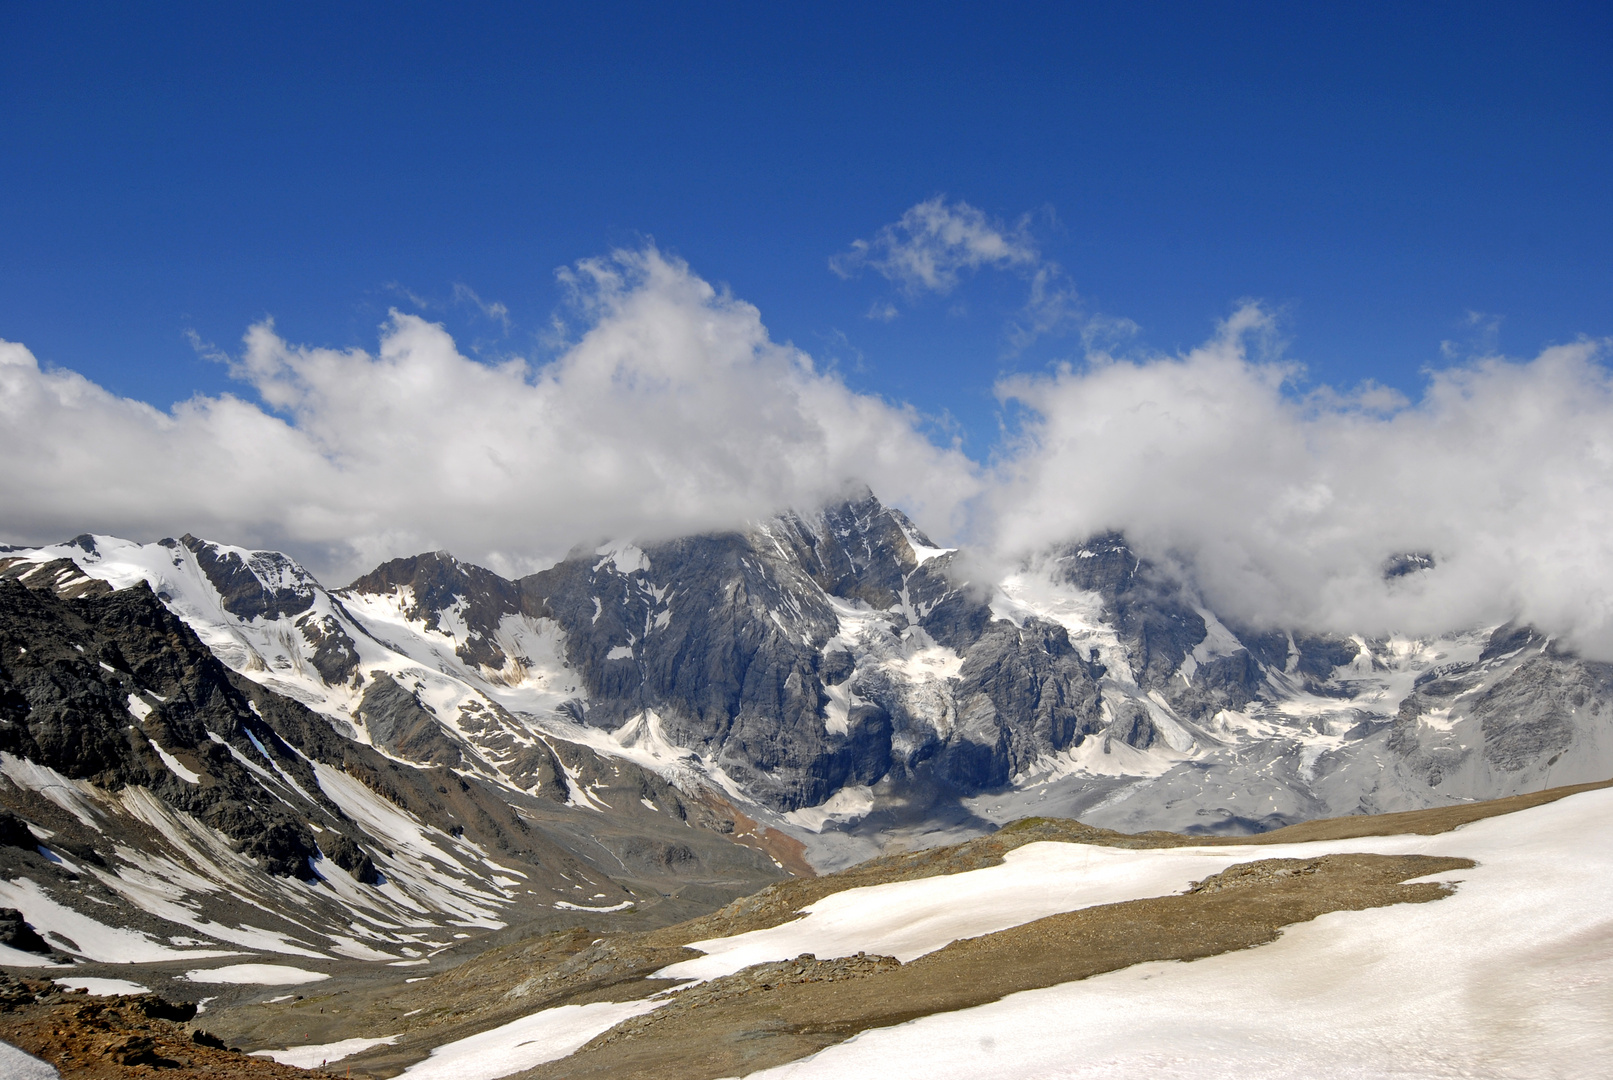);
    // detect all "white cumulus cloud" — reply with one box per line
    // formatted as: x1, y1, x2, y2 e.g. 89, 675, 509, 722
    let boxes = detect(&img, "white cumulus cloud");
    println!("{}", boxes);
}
991, 306, 1613, 659
5, 247, 1613, 661
0, 248, 982, 581
832, 197, 1041, 295
834, 197, 1081, 349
